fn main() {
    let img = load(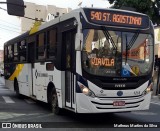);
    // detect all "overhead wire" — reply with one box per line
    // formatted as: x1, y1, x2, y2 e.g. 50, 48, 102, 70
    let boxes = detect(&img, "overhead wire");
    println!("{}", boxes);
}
0, 6, 21, 34
0, 26, 20, 33
0, 23, 20, 30
0, 6, 7, 11
0, 18, 20, 28
0, 33, 19, 38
